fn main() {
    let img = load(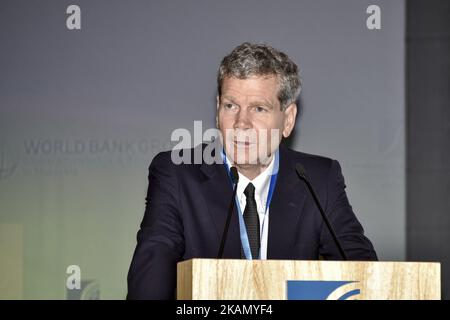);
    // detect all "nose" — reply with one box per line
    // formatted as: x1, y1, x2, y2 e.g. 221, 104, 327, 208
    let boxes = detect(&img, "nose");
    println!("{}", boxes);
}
234, 108, 252, 130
